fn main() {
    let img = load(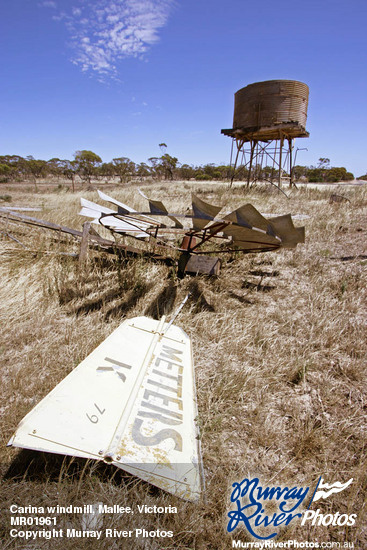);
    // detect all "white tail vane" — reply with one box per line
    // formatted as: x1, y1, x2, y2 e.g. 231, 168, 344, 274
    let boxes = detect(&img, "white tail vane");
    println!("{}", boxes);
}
8, 317, 204, 502
313, 478, 353, 502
